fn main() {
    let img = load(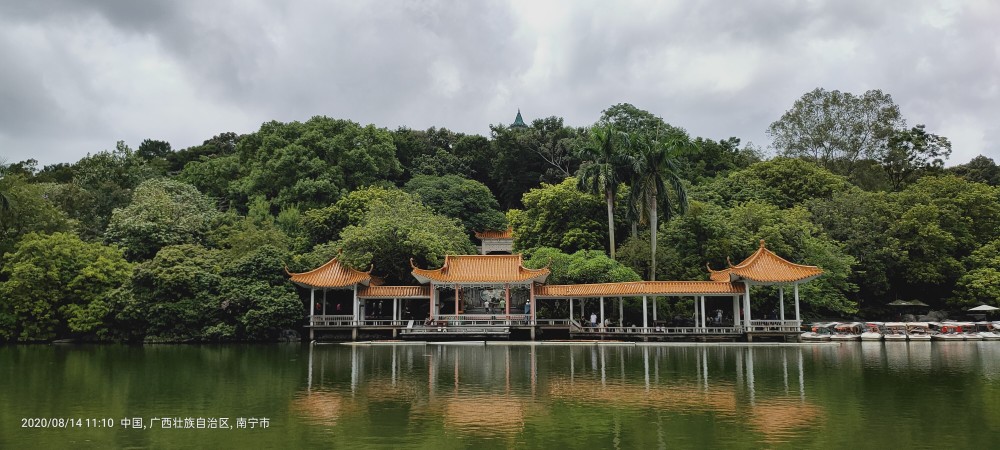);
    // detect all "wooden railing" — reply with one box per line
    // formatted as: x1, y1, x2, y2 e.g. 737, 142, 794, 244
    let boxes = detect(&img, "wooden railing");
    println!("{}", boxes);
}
309, 315, 355, 327
434, 314, 531, 326
573, 326, 743, 335
746, 320, 801, 332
